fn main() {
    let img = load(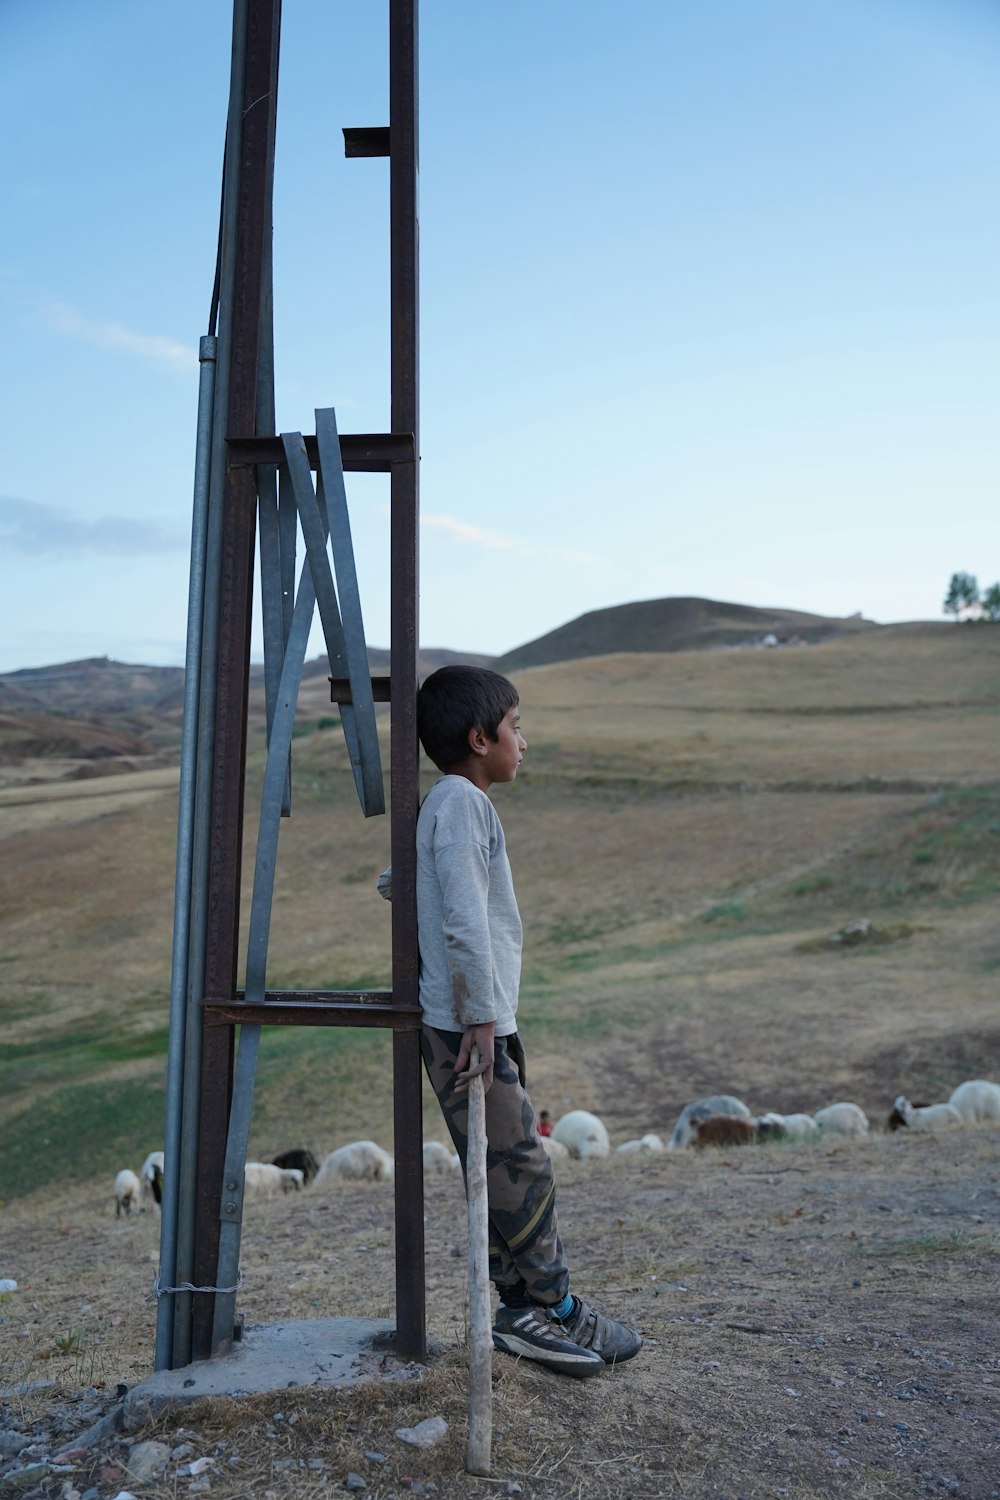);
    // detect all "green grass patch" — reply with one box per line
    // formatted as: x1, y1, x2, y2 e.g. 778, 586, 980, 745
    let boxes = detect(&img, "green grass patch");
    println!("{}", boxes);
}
250, 1026, 396, 1146
521, 993, 660, 1042
755, 785, 1000, 925
543, 915, 616, 947
0, 1074, 167, 1201
789, 872, 836, 896
0, 1025, 170, 1099
701, 900, 749, 924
